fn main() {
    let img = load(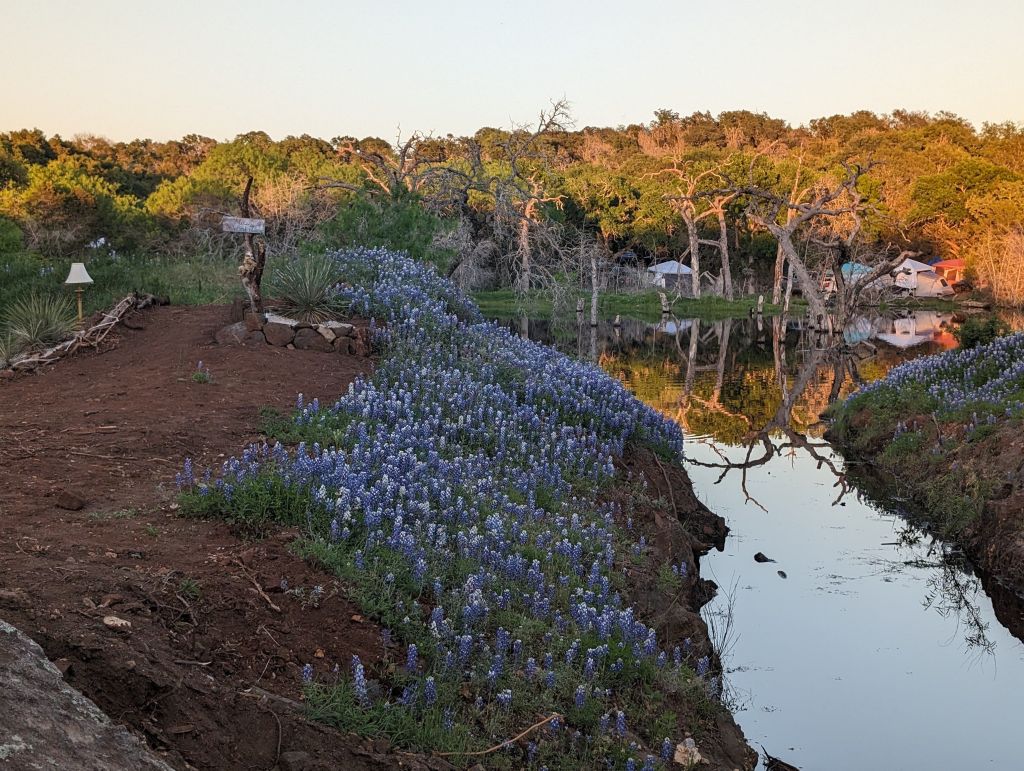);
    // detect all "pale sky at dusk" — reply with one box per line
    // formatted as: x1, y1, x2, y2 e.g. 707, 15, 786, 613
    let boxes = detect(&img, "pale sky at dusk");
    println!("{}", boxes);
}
5, 0, 1023, 141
